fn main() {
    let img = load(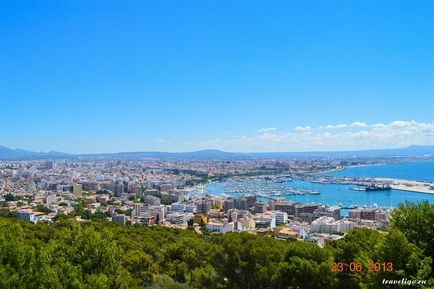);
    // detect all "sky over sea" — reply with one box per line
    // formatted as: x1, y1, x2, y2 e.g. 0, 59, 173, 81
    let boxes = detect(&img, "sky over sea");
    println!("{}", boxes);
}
1, 1, 434, 153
